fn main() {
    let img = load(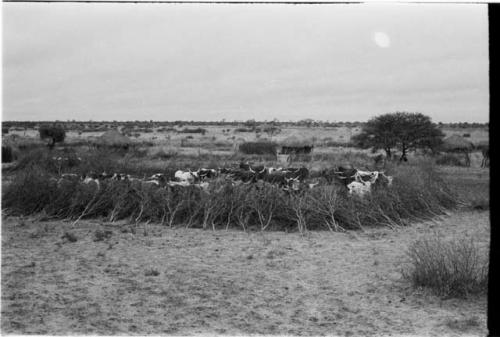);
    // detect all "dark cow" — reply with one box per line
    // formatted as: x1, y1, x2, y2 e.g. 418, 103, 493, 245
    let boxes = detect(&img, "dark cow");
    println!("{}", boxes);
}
197, 168, 218, 180
283, 167, 309, 181
239, 162, 252, 171
318, 167, 354, 186
111, 173, 129, 181
149, 173, 168, 186
229, 169, 257, 183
